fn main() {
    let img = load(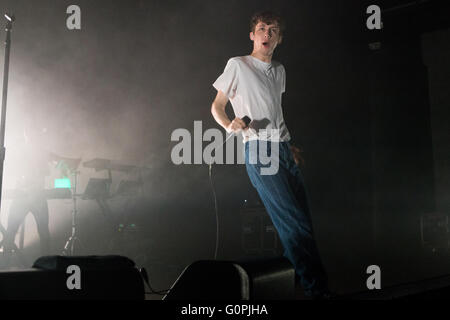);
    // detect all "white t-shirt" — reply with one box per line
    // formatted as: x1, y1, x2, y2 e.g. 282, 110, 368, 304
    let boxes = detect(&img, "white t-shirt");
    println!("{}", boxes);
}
212, 55, 291, 142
